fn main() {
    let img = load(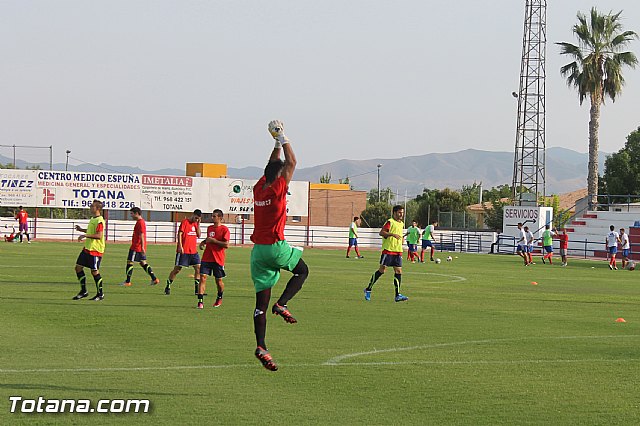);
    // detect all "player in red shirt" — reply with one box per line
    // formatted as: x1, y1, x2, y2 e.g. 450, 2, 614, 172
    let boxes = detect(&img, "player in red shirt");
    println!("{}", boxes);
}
15, 206, 31, 243
165, 209, 202, 295
555, 229, 569, 266
120, 207, 160, 287
197, 209, 230, 309
4, 225, 17, 242
251, 120, 309, 372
